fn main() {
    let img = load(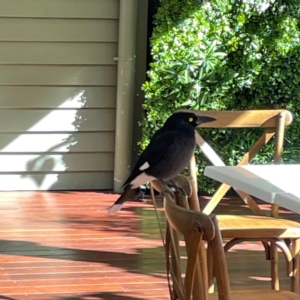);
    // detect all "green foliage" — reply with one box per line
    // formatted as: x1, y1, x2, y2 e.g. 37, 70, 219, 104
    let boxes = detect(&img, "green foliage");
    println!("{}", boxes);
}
141, 0, 300, 193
